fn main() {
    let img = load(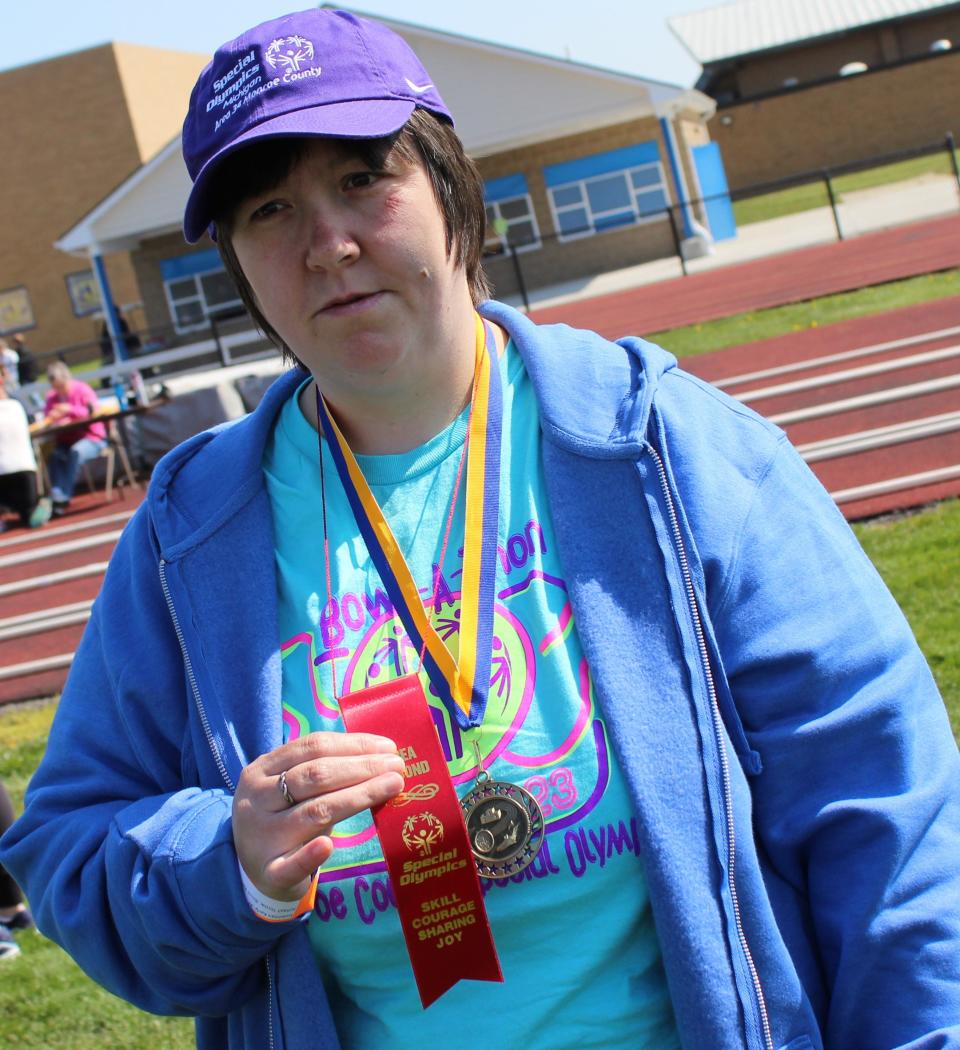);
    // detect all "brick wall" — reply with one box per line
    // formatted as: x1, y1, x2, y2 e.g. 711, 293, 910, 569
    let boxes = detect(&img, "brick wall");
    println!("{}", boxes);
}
0, 44, 205, 354
738, 31, 884, 96
709, 49, 960, 189
729, 10, 960, 97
